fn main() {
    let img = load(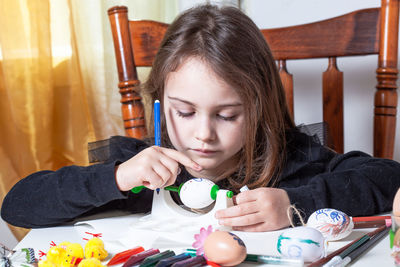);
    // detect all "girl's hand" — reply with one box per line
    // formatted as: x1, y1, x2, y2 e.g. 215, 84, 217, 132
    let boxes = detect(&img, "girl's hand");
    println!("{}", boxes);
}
115, 146, 202, 191
215, 188, 291, 232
